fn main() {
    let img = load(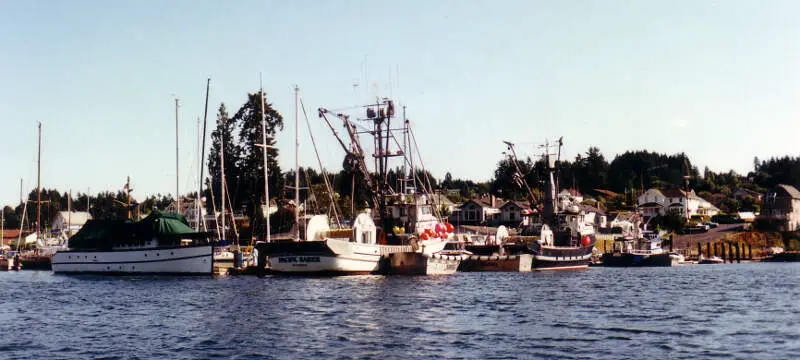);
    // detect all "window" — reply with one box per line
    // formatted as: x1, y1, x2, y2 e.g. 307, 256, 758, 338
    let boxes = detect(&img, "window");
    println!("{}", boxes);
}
510, 212, 516, 221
